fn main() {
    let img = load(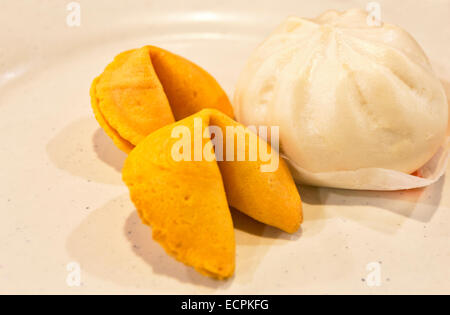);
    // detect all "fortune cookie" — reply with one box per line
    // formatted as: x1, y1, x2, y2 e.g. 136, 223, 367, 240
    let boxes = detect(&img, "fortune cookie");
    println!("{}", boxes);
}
91, 46, 234, 153
122, 109, 303, 279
